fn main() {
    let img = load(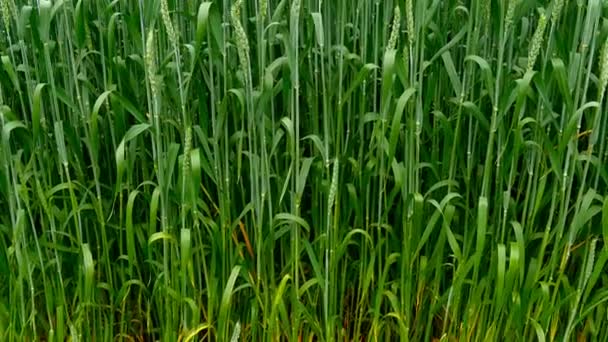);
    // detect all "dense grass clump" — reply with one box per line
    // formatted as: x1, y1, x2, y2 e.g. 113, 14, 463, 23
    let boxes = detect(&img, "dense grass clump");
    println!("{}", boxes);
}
2, 0, 608, 340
